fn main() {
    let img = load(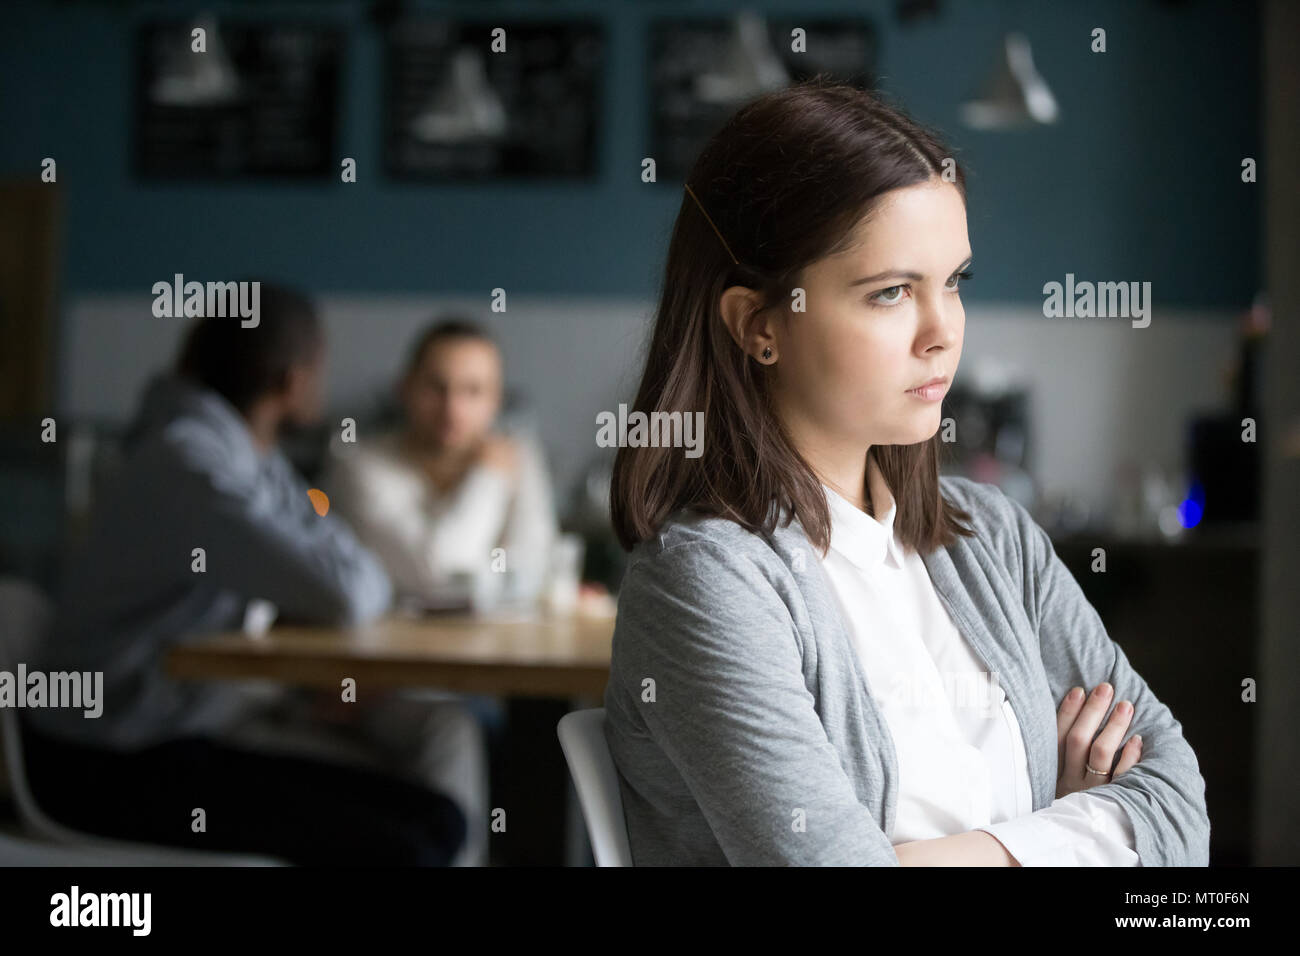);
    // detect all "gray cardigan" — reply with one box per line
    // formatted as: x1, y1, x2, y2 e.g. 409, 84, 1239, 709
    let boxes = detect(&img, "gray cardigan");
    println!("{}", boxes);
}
603, 476, 1210, 866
